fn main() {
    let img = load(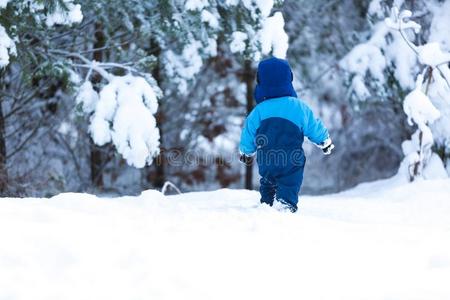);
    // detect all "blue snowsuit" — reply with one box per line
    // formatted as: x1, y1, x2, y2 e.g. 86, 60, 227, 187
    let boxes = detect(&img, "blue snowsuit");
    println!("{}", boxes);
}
239, 57, 329, 209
